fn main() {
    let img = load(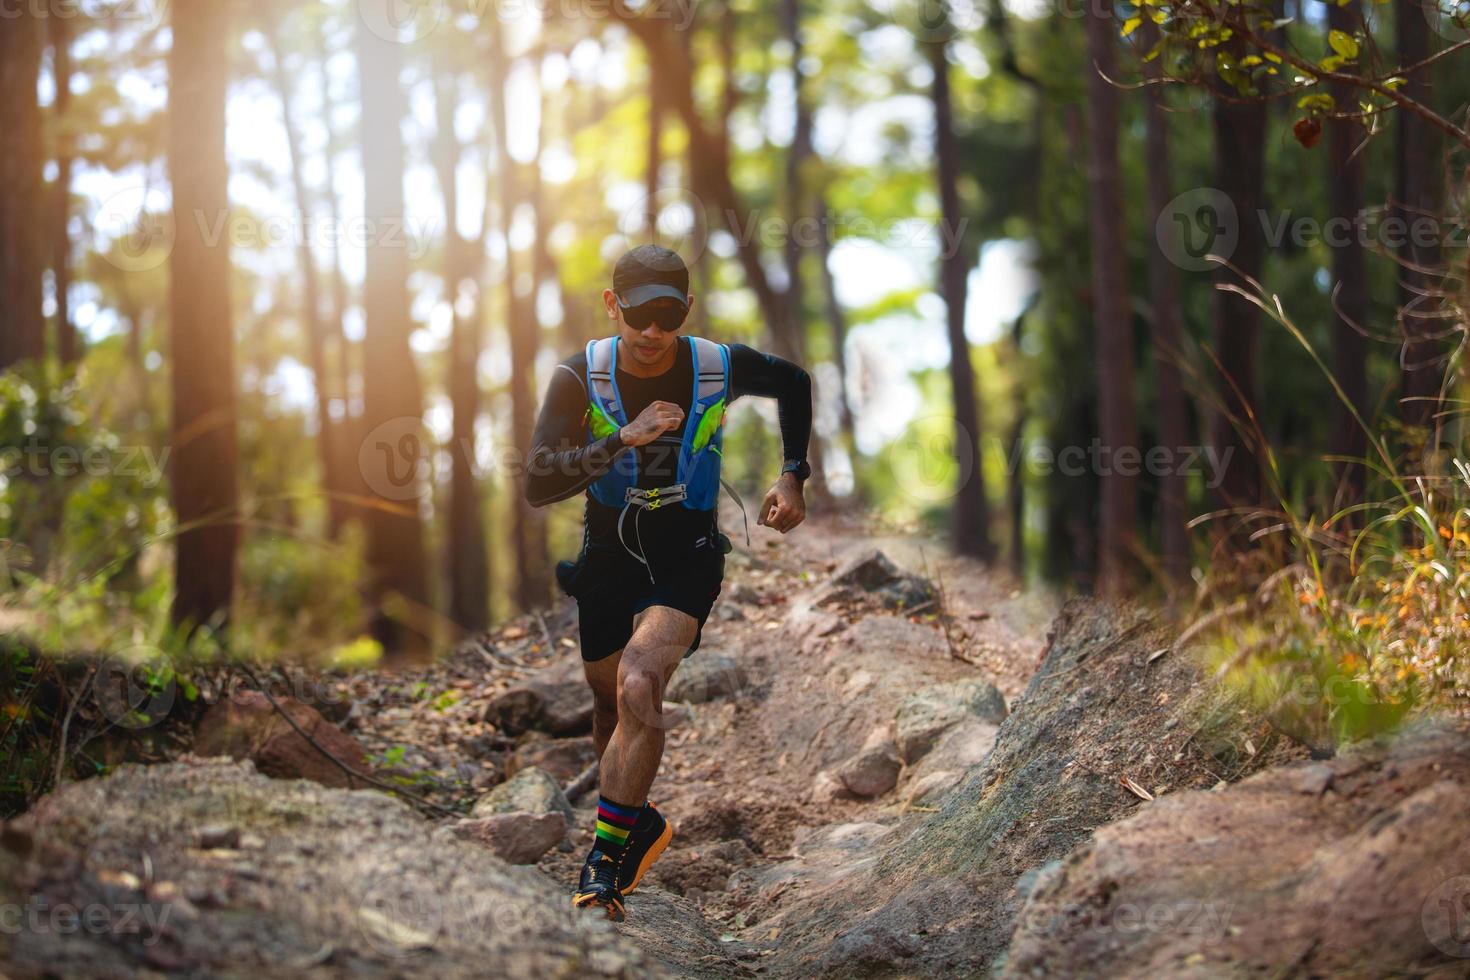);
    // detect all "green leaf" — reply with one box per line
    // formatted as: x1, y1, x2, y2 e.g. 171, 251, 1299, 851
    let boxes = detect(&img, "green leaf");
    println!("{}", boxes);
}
1297, 92, 1336, 113
1383, 76, 1406, 90
1328, 29, 1359, 60
1320, 54, 1347, 72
